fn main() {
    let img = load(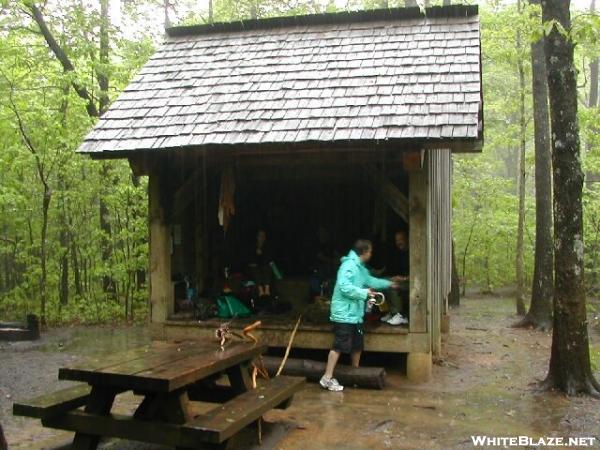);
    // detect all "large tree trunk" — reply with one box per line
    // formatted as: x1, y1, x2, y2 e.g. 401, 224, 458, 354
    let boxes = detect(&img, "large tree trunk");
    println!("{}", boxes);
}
515, 0, 553, 330
515, 11, 527, 316
541, 0, 600, 396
